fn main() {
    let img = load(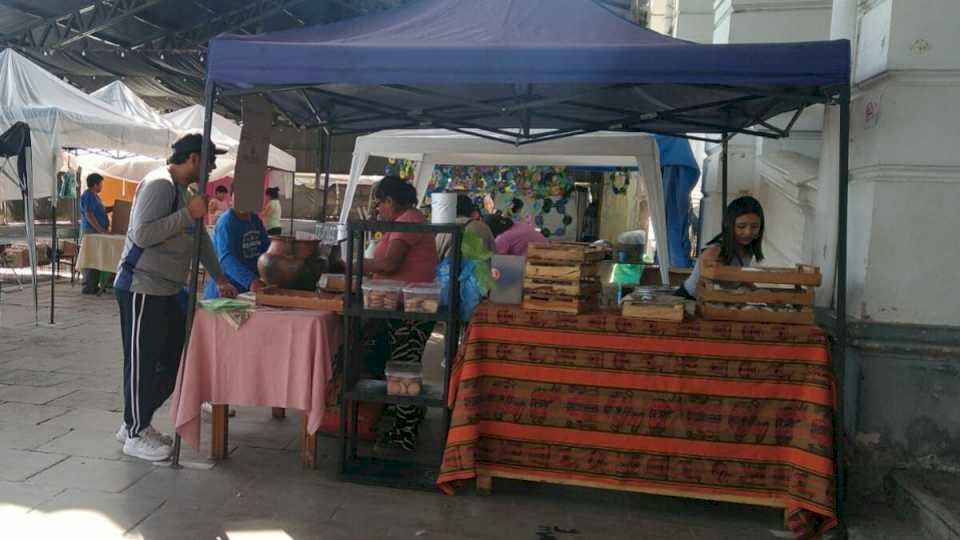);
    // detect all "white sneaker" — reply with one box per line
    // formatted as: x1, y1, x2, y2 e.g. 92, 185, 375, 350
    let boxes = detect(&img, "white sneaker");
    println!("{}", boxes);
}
122, 434, 172, 462
117, 424, 174, 446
